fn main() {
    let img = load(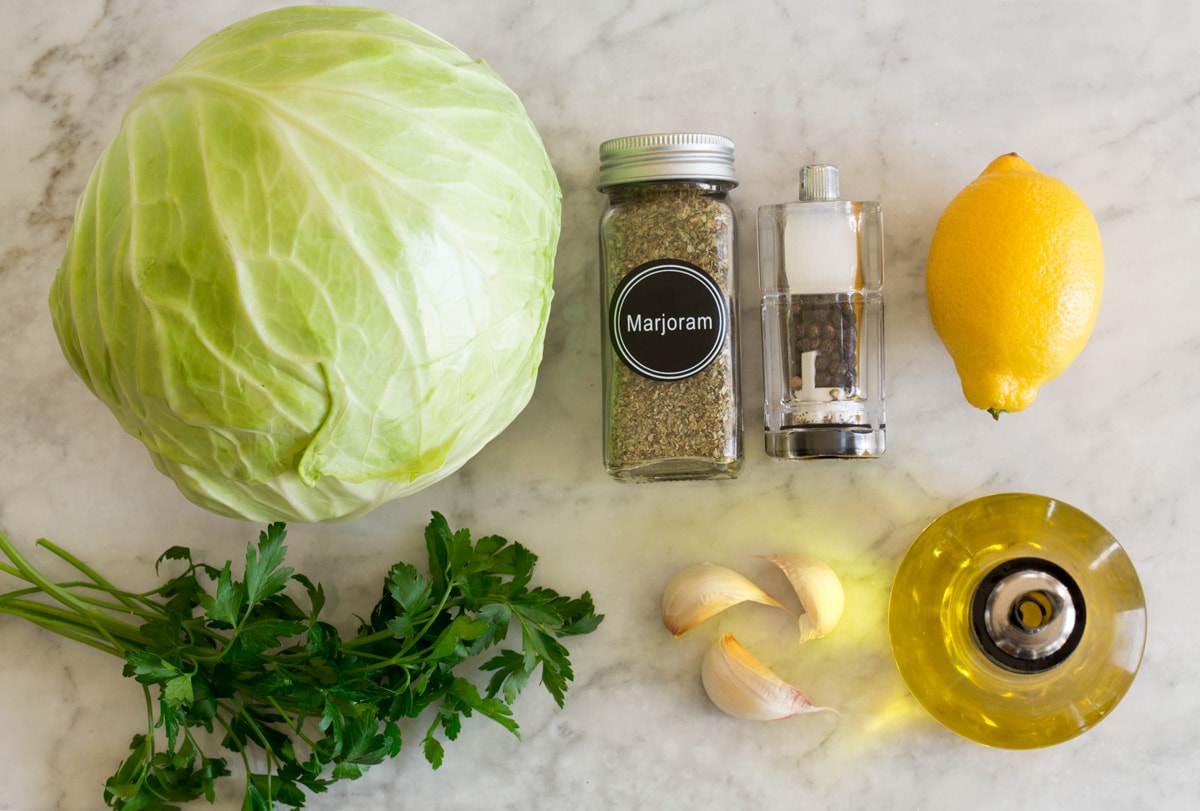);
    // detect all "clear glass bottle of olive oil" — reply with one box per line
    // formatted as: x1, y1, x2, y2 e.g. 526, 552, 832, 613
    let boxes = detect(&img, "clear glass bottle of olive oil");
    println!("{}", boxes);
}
889, 493, 1146, 749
